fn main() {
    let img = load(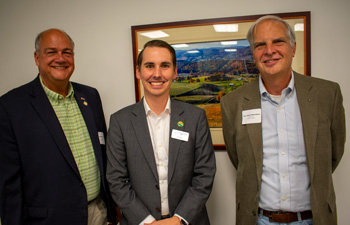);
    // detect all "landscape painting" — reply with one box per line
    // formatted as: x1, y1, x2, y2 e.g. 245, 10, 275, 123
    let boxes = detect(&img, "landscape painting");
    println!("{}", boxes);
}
170, 40, 259, 128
